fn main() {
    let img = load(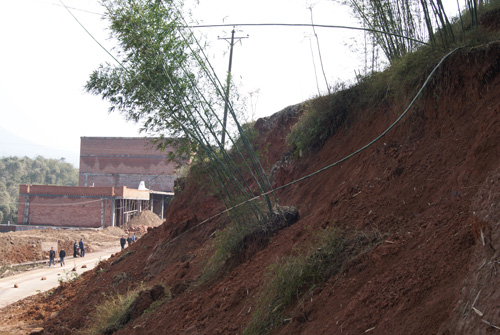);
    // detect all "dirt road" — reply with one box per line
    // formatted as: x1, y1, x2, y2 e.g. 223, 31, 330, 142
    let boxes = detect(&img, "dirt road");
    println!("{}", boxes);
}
0, 247, 121, 308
